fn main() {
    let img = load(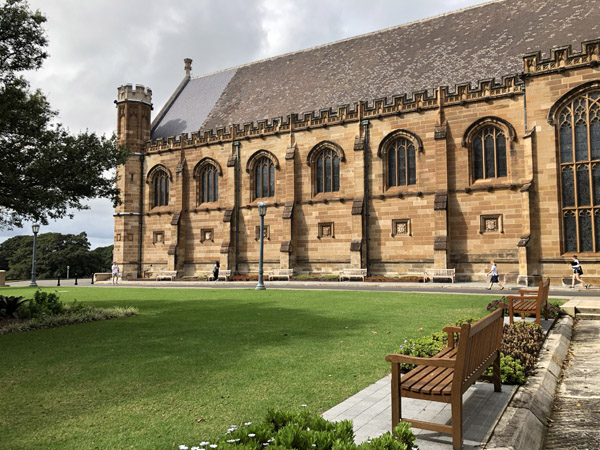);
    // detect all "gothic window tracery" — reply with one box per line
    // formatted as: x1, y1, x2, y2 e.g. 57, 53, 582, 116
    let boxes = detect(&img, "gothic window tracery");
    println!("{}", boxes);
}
200, 164, 218, 204
558, 89, 600, 253
254, 156, 275, 199
151, 168, 170, 207
378, 130, 421, 190
471, 126, 507, 180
